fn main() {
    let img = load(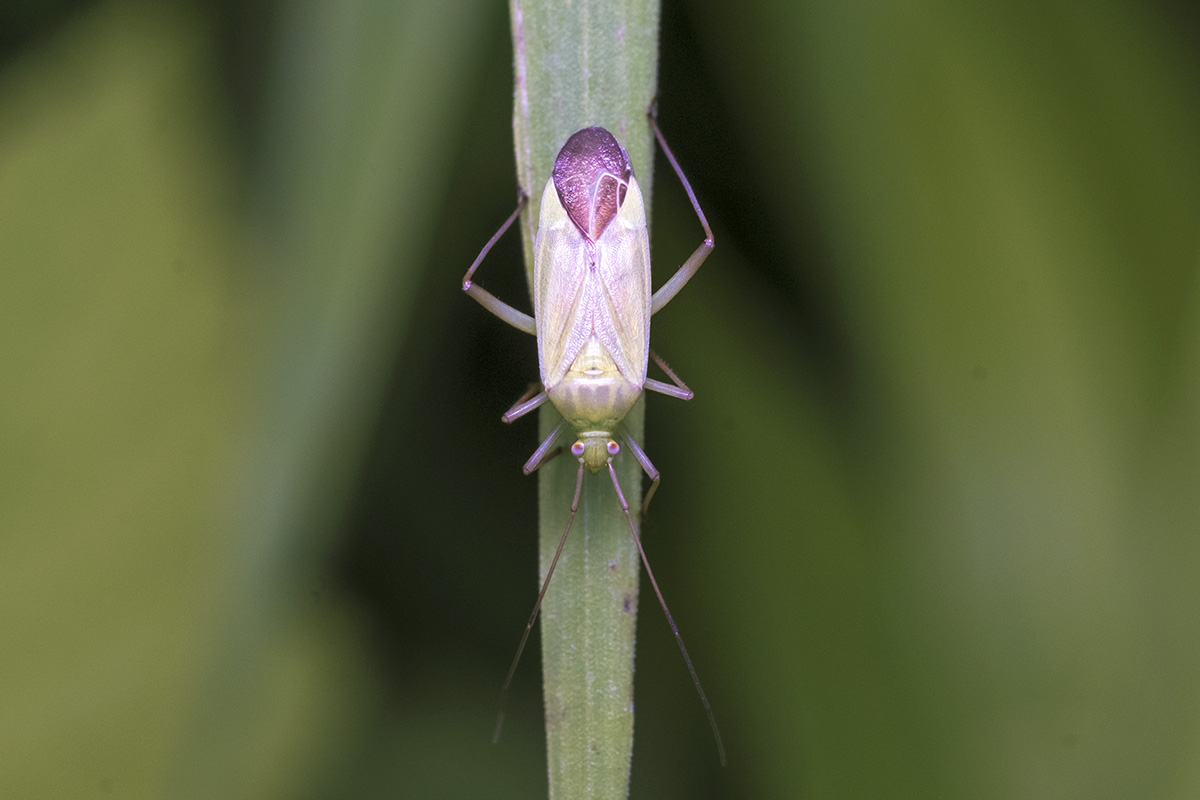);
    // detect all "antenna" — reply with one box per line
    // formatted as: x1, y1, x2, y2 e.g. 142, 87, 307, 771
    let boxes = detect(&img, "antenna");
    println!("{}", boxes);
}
493, 461, 585, 743
607, 459, 726, 767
